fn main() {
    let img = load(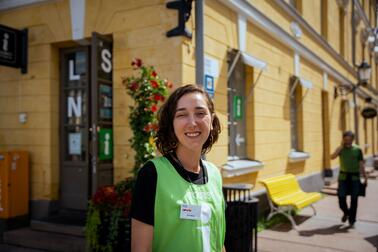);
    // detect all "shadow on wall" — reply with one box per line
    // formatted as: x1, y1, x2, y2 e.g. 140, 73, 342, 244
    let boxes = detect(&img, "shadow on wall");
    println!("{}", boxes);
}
283, 77, 291, 121
285, 160, 305, 175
